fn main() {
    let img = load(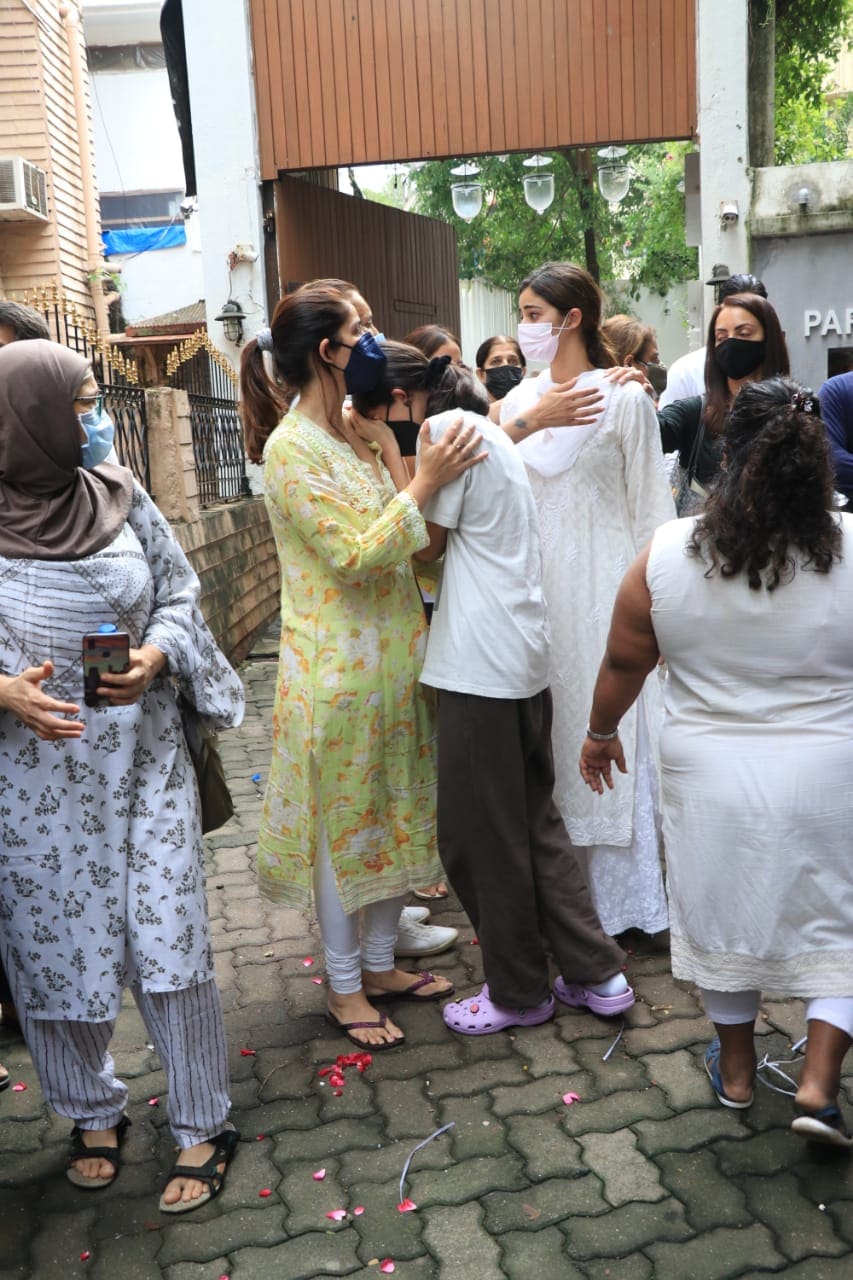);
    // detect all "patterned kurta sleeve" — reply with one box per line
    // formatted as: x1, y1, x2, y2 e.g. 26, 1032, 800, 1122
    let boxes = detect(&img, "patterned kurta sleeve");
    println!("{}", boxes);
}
125, 484, 245, 729
266, 430, 429, 584
617, 385, 677, 552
